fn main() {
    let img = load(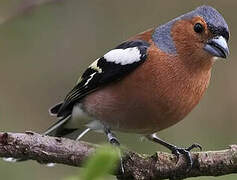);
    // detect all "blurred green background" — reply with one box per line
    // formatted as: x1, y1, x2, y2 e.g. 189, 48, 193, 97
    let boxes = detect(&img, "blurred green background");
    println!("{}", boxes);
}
0, 0, 236, 179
